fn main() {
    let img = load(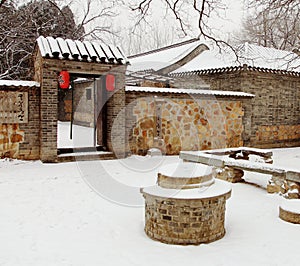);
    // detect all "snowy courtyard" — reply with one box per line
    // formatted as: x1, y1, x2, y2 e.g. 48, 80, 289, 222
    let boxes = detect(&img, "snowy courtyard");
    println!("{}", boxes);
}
1, 147, 300, 266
